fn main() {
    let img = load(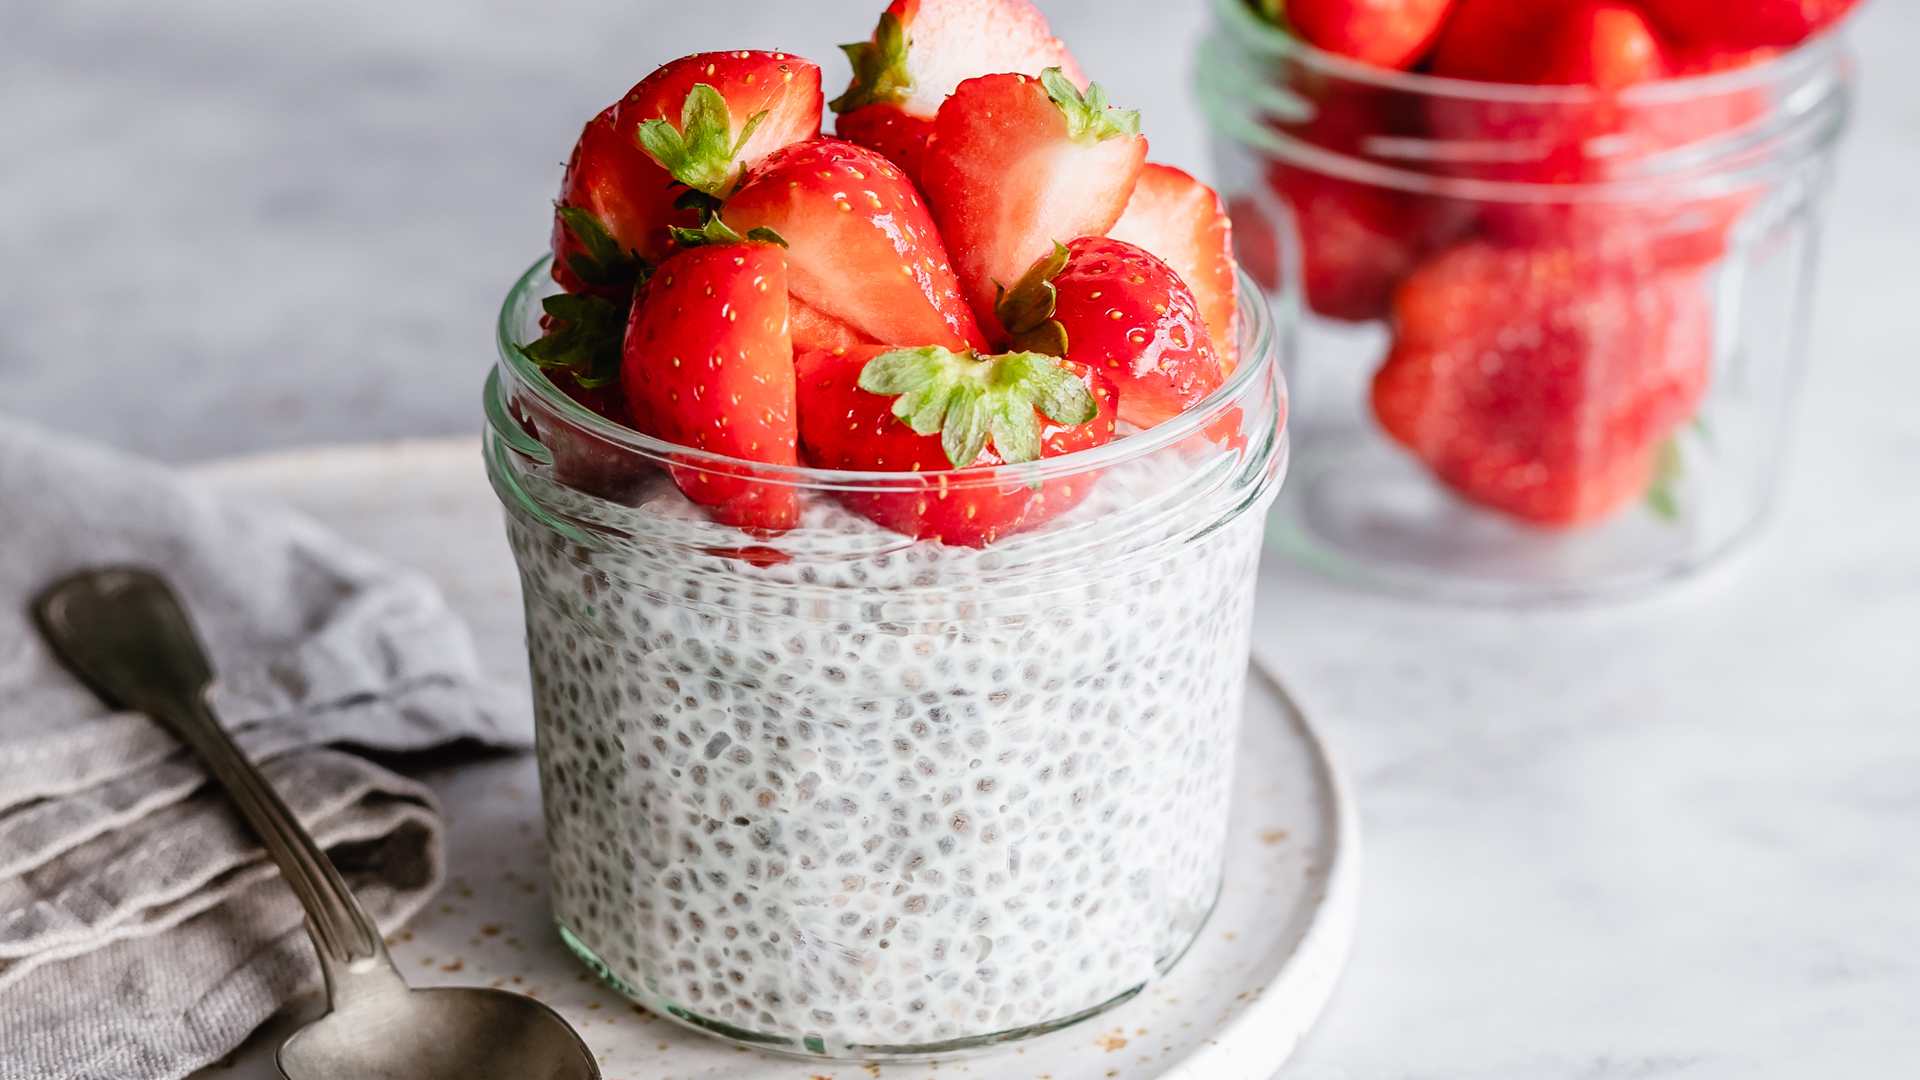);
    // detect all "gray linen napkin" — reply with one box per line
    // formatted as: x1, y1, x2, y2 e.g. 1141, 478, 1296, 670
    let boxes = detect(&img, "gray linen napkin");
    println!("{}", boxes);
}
0, 418, 527, 1079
